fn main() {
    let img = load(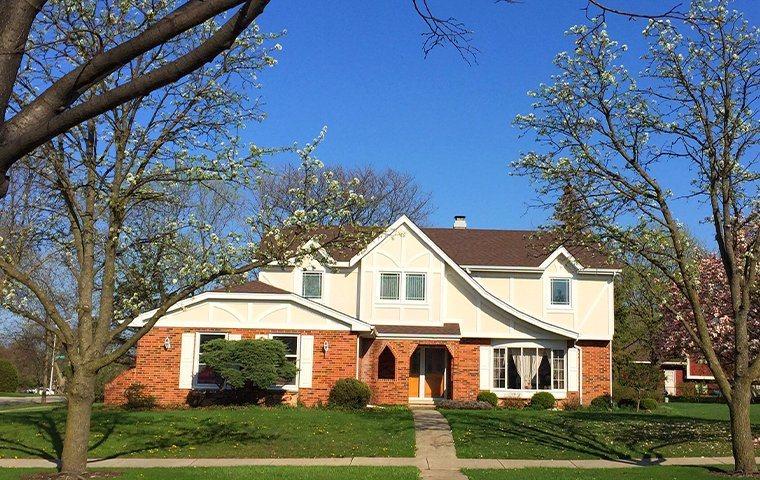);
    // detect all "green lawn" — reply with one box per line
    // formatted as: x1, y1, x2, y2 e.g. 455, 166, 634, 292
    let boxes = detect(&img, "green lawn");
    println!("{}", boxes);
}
0, 405, 415, 460
442, 403, 760, 460
463, 466, 735, 480
656, 401, 760, 422
0, 466, 420, 480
